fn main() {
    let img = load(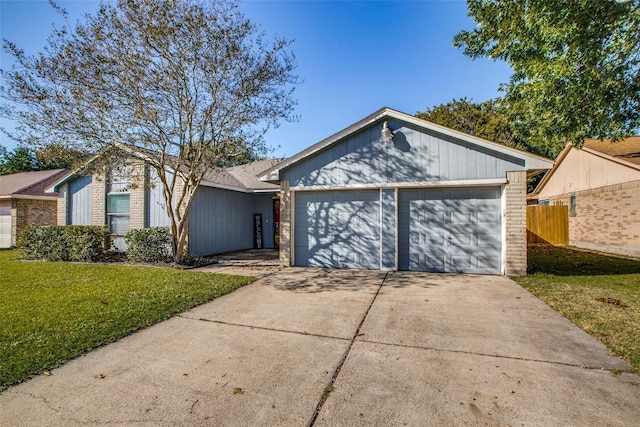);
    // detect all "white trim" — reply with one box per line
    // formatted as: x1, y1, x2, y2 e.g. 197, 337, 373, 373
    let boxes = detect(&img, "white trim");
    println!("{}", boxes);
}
500, 184, 507, 276
379, 188, 384, 271
394, 187, 399, 271
290, 178, 507, 192
289, 189, 295, 267
198, 180, 278, 194
0, 195, 59, 201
